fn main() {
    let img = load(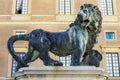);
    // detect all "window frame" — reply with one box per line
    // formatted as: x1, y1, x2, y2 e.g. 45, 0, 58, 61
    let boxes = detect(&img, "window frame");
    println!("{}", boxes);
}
12, 0, 31, 15
15, 0, 29, 14
106, 32, 115, 40
59, 55, 71, 66
101, 46, 120, 78
59, 0, 71, 14
105, 31, 117, 41
11, 52, 26, 76
101, 0, 114, 15
106, 52, 120, 77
